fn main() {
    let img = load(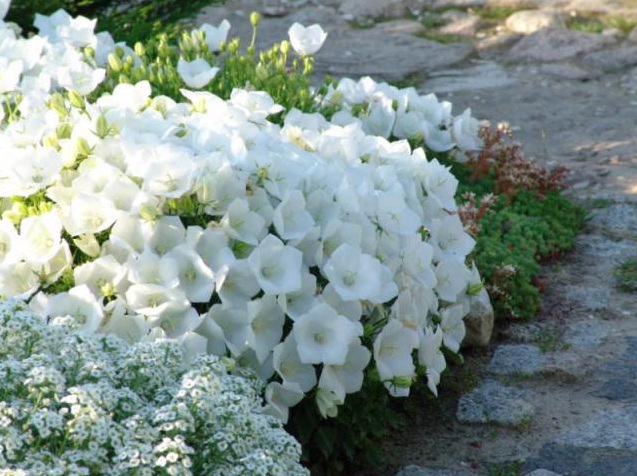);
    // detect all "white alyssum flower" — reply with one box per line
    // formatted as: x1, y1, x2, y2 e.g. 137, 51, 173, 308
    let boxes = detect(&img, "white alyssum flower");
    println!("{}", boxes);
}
0, 300, 308, 475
